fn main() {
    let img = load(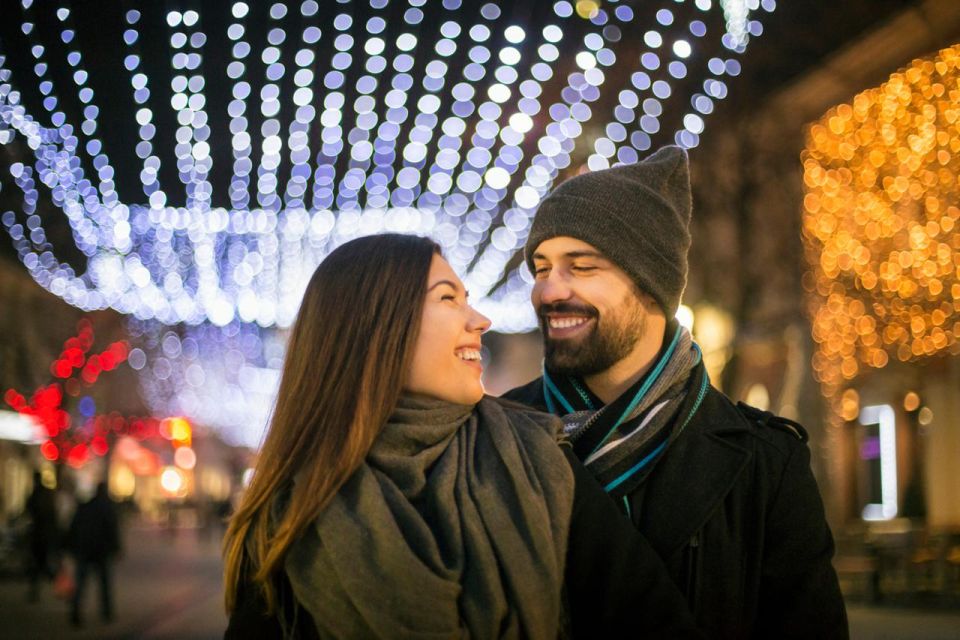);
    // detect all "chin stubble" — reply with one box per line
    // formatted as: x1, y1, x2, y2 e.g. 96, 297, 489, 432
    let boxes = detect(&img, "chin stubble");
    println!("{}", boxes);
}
542, 301, 647, 377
